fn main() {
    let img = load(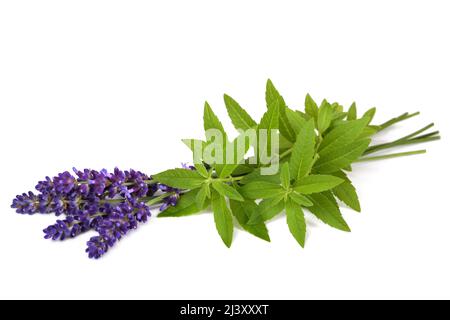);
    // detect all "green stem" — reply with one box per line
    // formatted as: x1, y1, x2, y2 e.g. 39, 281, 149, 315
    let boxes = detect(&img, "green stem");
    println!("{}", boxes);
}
397, 123, 434, 141
356, 150, 426, 162
365, 123, 435, 155
411, 131, 440, 141
146, 192, 175, 206
378, 111, 420, 131
364, 135, 439, 155
209, 175, 245, 183
280, 148, 293, 160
